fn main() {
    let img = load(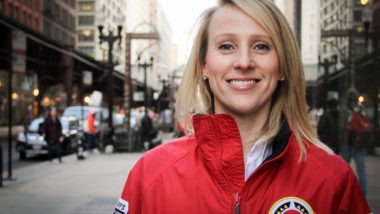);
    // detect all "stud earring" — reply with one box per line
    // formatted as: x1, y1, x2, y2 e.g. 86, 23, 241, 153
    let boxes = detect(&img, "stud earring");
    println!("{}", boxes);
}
202, 75, 208, 80
280, 76, 285, 81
